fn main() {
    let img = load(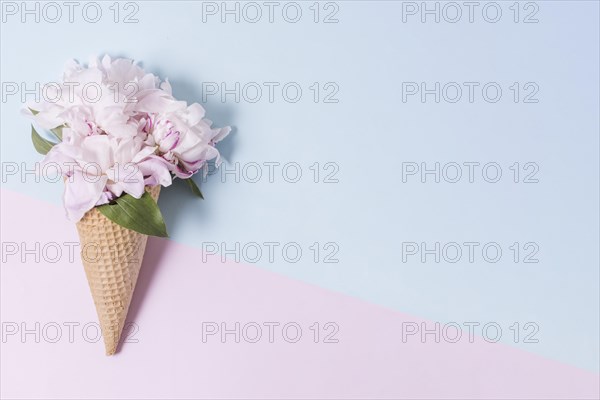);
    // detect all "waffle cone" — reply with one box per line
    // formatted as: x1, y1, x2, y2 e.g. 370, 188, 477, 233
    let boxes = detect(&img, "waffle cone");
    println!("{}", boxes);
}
76, 185, 161, 355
